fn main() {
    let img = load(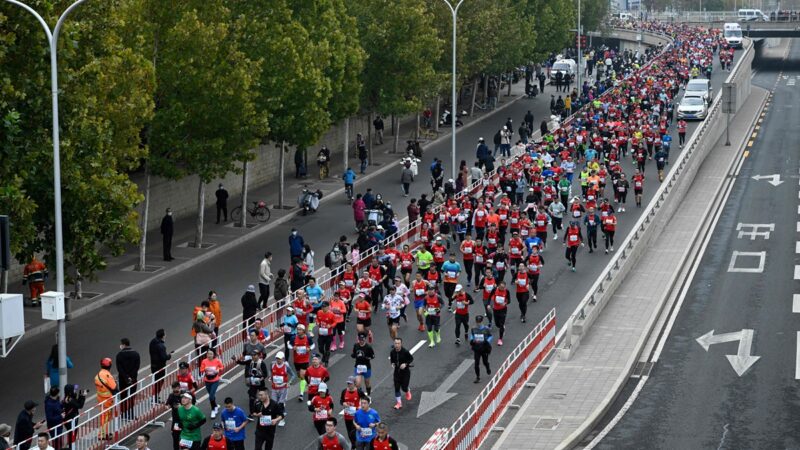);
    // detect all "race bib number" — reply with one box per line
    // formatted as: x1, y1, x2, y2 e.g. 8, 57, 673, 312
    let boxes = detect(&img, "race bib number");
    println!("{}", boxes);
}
346, 406, 357, 415
496, 262, 505, 270
356, 364, 368, 374
179, 382, 189, 390
314, 409, 329, 420
463, 247, 473, 254
180, 439, 194, 448
427, 307, 438, 316
415, 289, 425, 296
225, 419, 237, 431
499, 214, 507, 220
361, 428, 373, 438
495, 296, 506, 305
537, 220, 545, 226
473, 333, 485, 343
259, 415, 272, 427
272, 375, 284, 385
456, 301, 465, 310
635, 181, 642, 188
475, 255, 484, 263
488, 238, 497, 245
573, 211, 581, 217
357, 311, 368, 319
528, 264, 538, 271
569, 235, 578, 242
310, 377, 322, 386
619, 187, 626, 192
283, 325, 292, 334
484, 285, 494, 293
517, 278, 527, 286
345, 279, 354, 286
511, 247, 520, 255
318, 327, 329, 336
296, 346, 307, 355
447, 271, 457, 278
